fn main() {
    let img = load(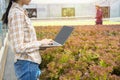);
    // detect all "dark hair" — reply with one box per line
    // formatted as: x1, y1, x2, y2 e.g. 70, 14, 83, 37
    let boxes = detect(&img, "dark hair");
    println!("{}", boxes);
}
2, 0, 16, 24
